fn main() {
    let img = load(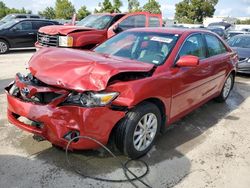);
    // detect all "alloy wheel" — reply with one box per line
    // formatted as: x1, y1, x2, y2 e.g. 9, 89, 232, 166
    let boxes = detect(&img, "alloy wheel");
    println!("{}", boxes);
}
0, 41, 8, 54
133, 113, 158, 151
